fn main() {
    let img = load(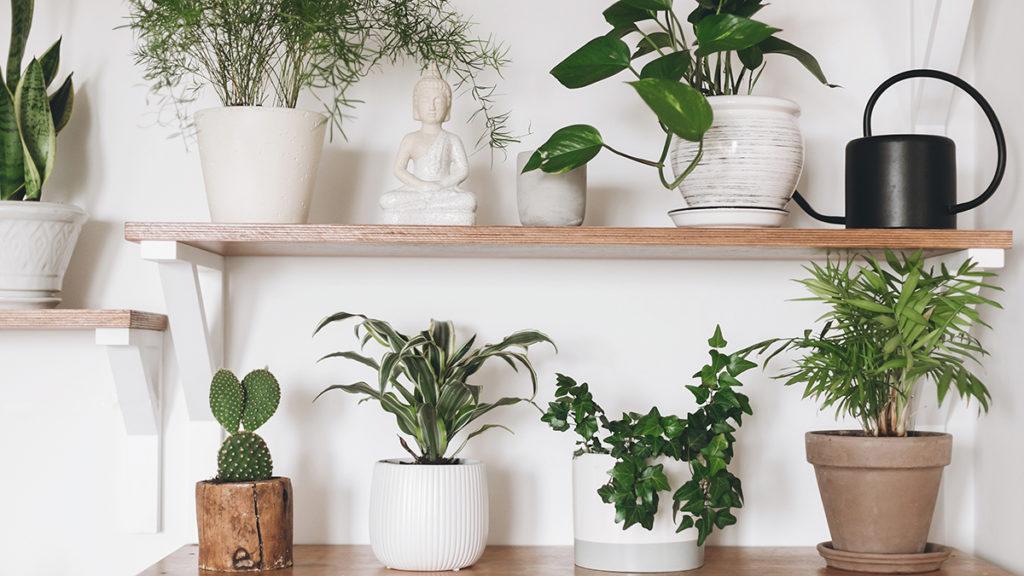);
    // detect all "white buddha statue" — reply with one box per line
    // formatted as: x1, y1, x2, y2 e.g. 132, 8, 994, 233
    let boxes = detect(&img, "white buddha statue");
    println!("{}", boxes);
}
380, 66, 477, 225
